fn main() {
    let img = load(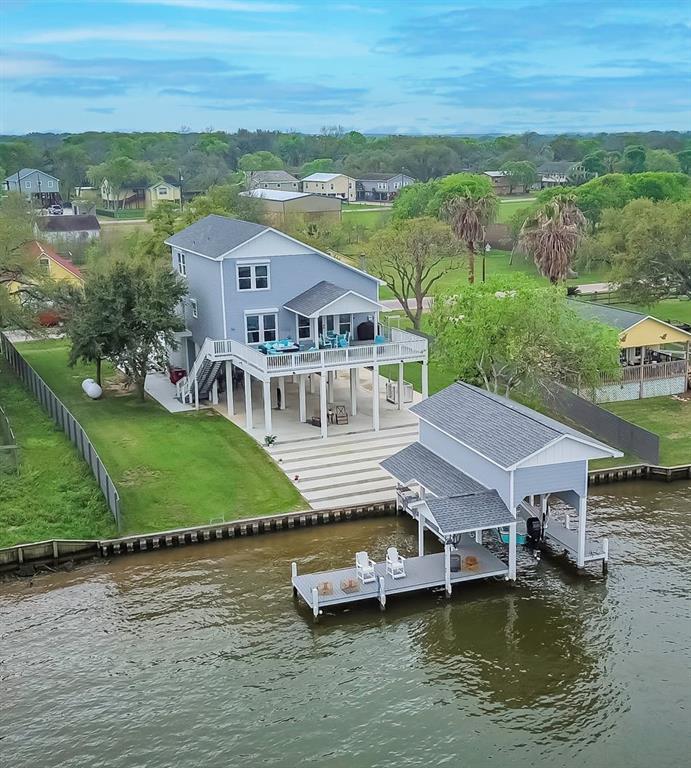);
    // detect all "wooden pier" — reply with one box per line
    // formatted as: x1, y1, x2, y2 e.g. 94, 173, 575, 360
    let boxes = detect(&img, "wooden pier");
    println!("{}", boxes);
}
291, 538, 509, 619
